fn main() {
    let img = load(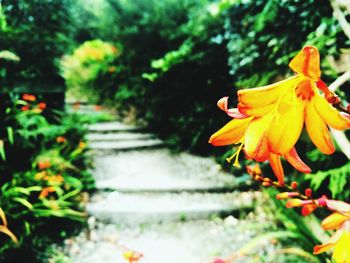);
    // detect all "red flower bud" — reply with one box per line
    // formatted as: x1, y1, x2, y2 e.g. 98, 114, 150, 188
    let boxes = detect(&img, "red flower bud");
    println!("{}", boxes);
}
291, 181, 298, 189
305, 188, 312, 197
